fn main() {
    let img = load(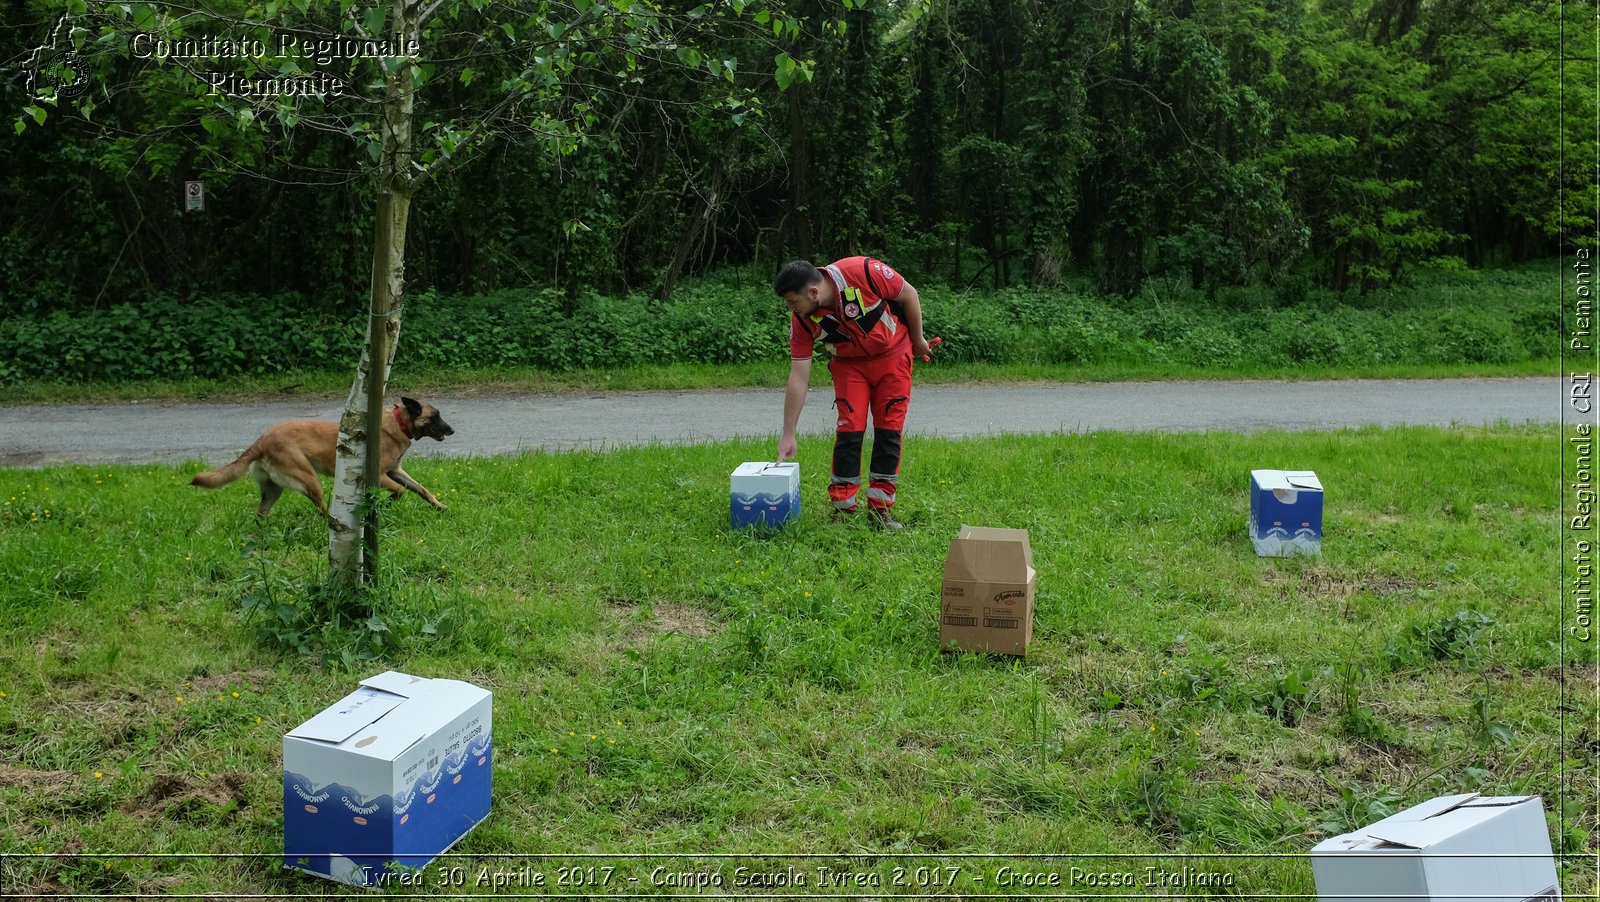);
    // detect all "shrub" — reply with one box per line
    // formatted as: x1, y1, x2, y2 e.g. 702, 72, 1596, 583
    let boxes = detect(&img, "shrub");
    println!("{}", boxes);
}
0, 268, 1554, 385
